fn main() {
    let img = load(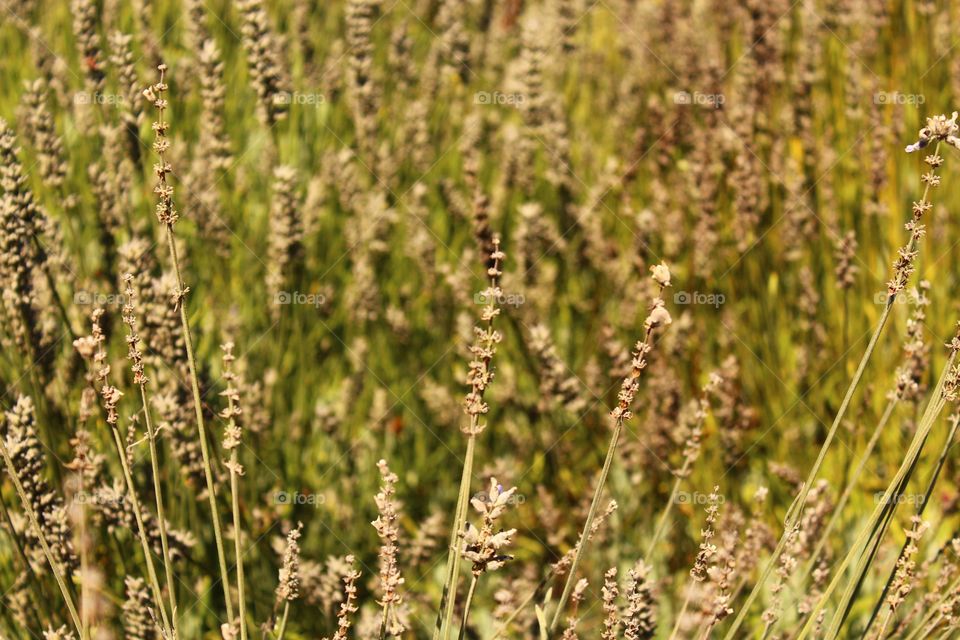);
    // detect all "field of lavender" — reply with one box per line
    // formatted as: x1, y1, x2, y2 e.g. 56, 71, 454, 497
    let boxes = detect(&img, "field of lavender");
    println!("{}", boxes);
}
4, 0, 960, 638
